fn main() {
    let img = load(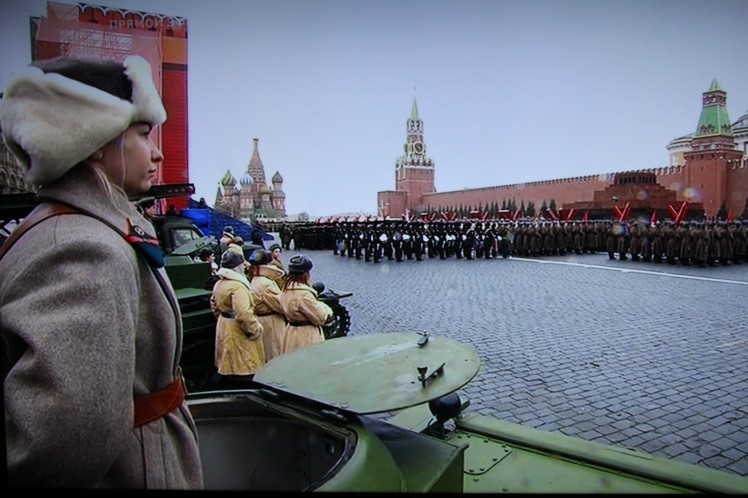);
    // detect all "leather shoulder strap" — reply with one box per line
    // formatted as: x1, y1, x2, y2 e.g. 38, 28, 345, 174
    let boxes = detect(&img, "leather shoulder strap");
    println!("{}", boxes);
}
0, 202, 80, 261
